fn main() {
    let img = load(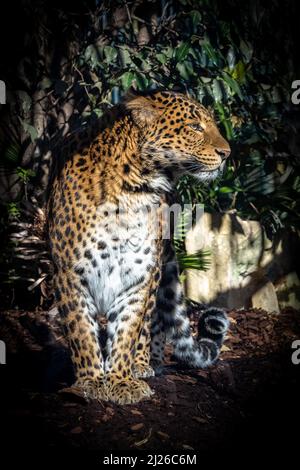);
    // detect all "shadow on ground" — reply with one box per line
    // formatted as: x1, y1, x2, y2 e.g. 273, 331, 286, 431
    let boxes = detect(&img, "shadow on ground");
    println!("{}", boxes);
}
0, 307, 299, 464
